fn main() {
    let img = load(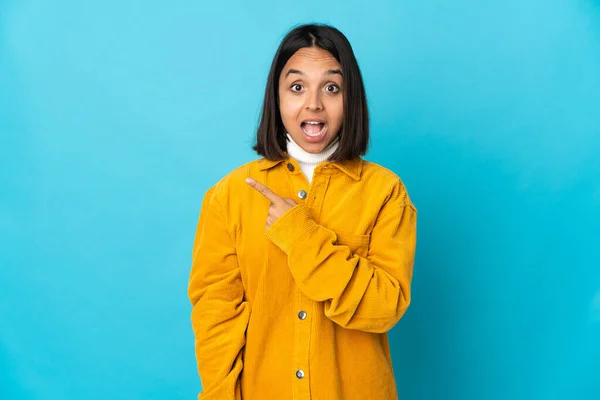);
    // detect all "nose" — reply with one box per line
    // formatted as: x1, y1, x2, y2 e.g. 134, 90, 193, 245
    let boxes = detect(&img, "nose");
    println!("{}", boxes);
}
305, 90, 323, 111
